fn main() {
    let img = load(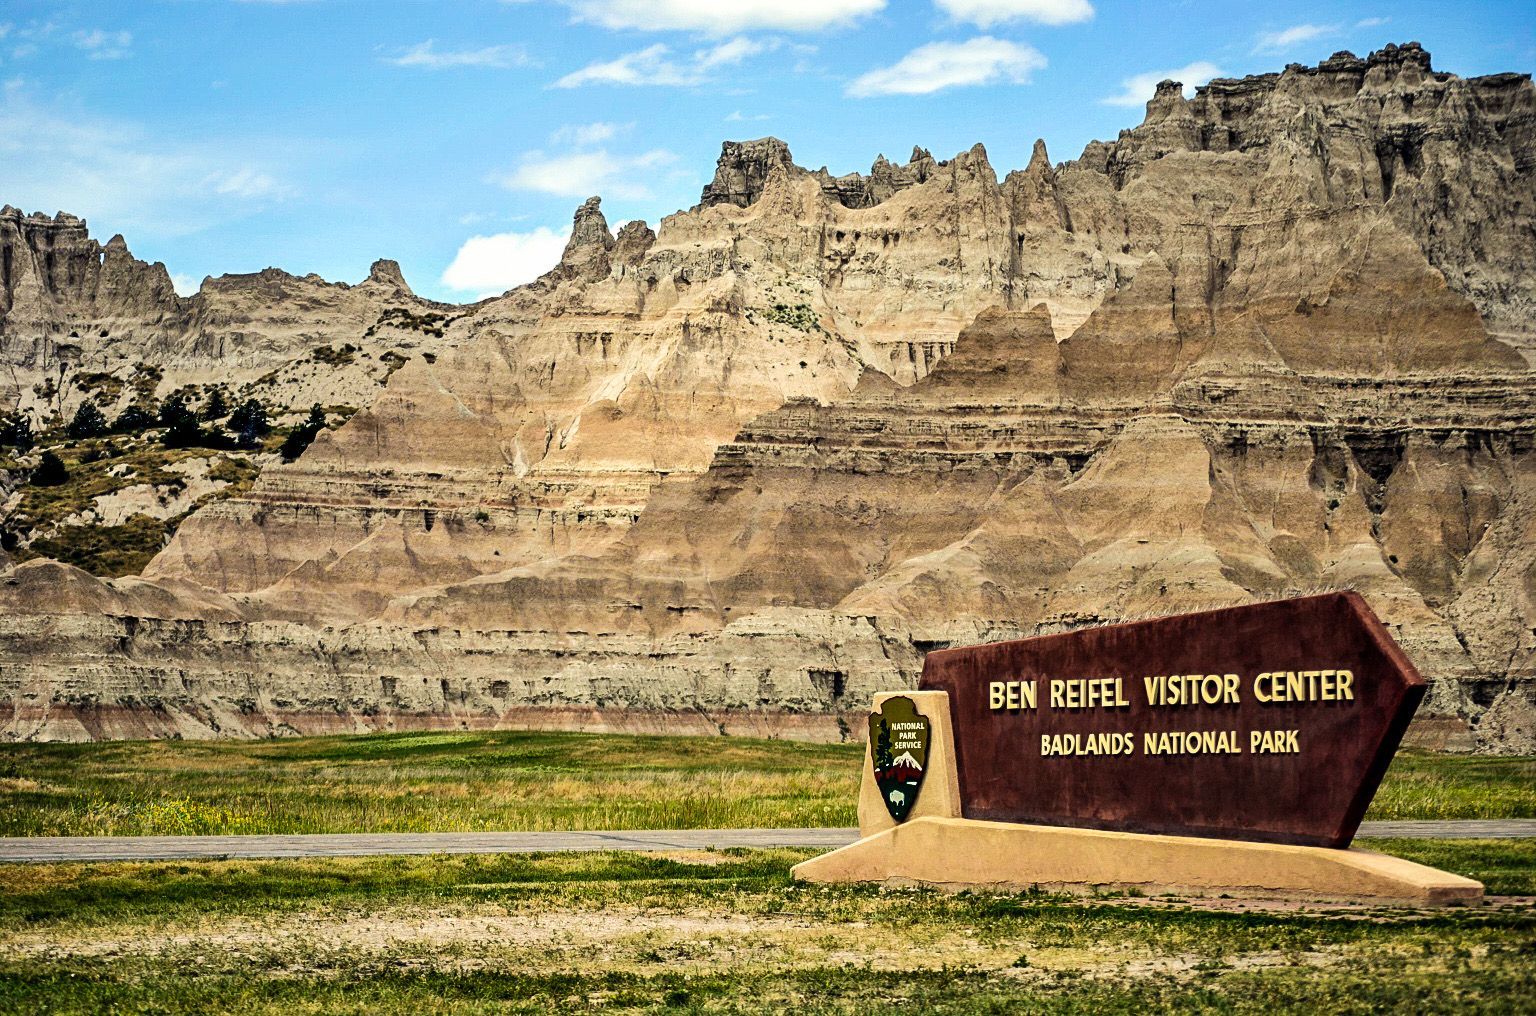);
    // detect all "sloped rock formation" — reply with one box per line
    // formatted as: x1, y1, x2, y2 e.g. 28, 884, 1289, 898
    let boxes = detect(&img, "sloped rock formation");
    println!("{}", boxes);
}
2, 43, 1533, 749
1, 208, 458, 423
